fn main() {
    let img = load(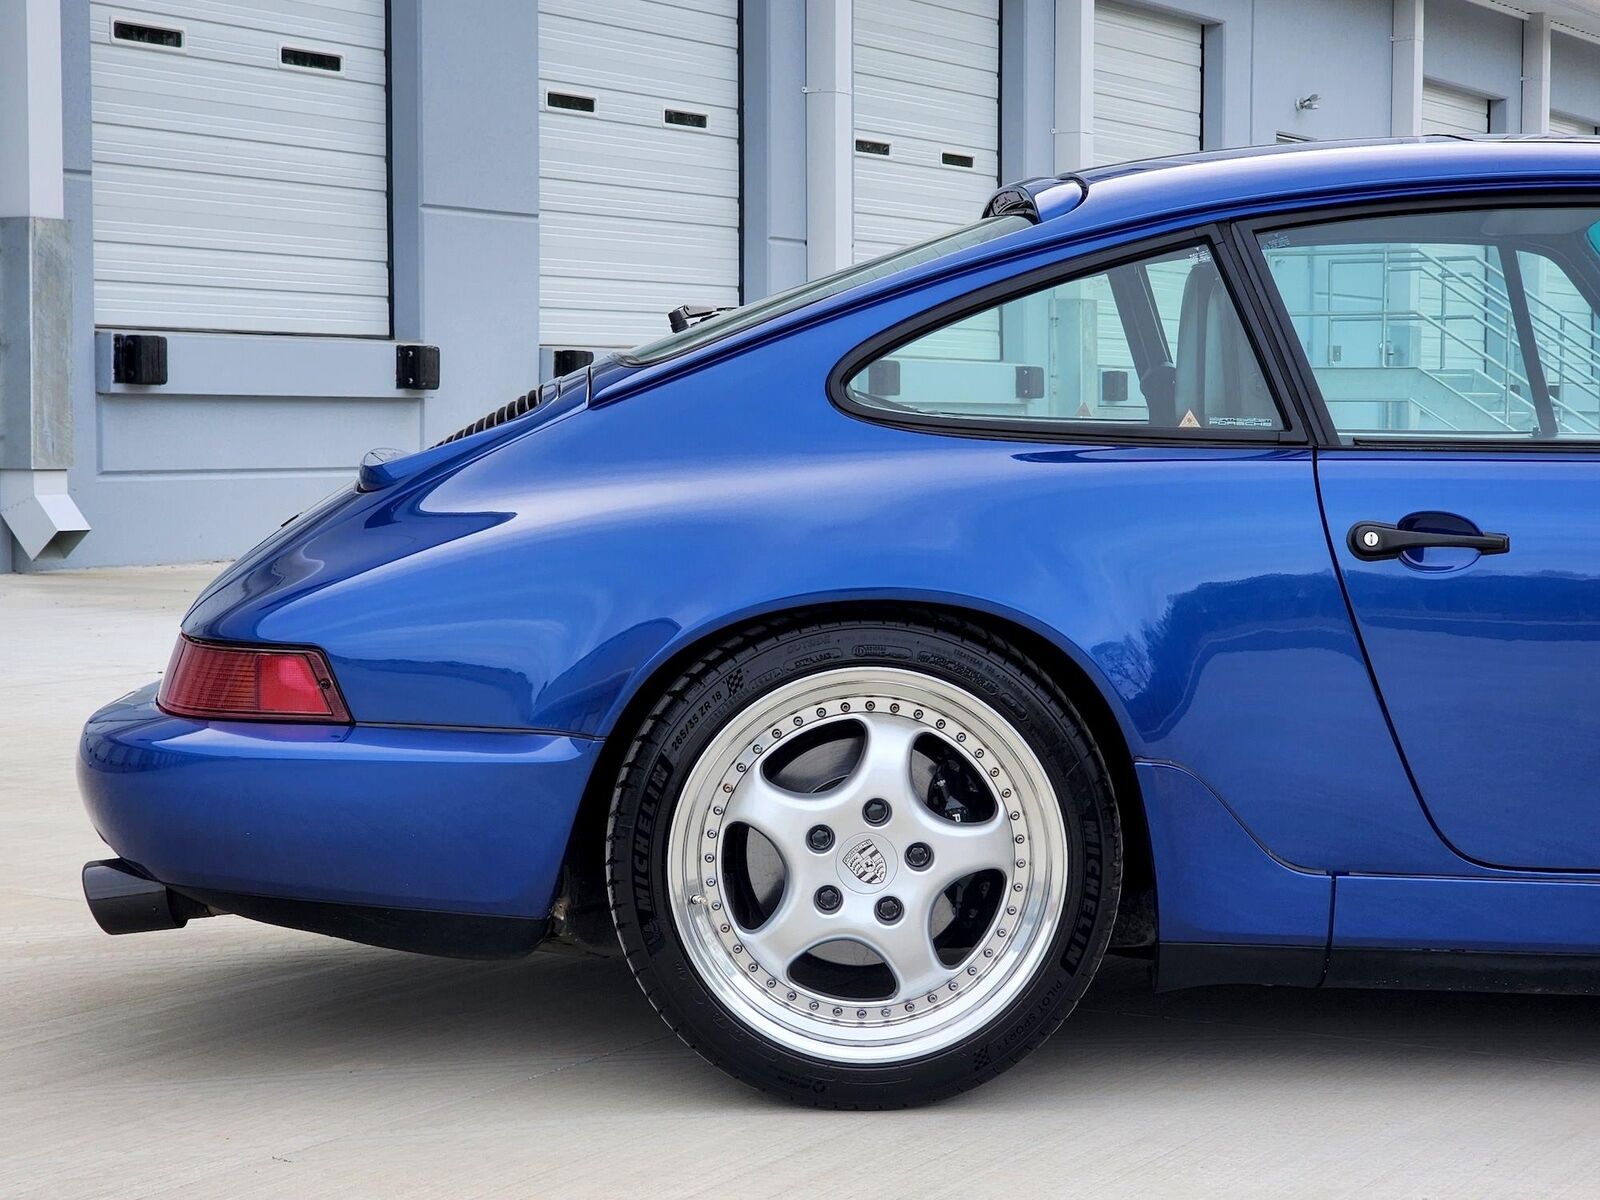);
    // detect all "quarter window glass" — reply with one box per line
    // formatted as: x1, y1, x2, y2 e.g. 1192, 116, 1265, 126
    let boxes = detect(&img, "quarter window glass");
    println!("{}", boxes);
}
1519, 251, 1600, 437
1258, 207, 1600, 441
845, 245, 1283, 433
